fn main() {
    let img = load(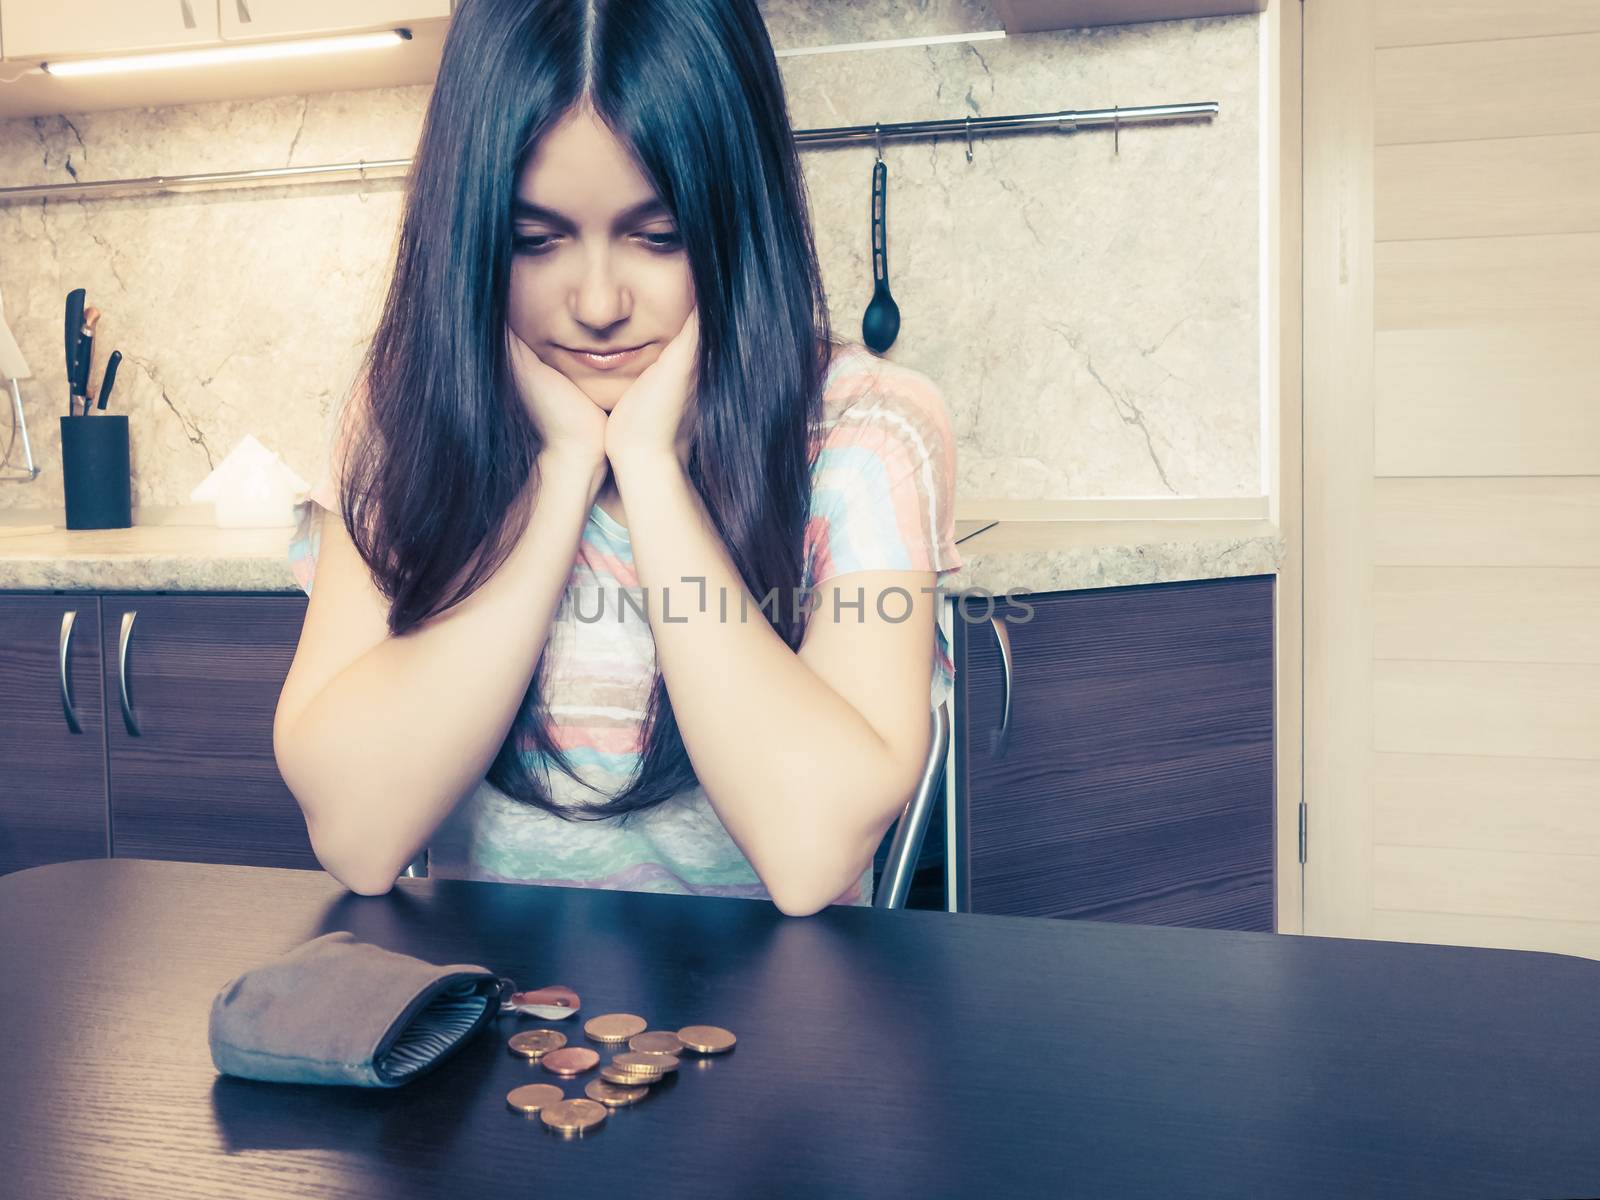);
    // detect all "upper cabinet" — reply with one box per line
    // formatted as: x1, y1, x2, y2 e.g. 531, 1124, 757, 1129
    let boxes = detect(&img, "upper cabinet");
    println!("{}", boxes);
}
994, 0, 1266, 34
0, 1, 221, 61
0, 1, 455, 61
219, 0, 451, 42
0, 0, 453, 118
